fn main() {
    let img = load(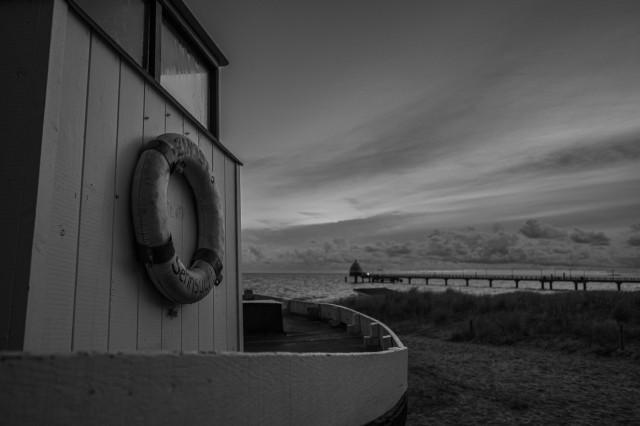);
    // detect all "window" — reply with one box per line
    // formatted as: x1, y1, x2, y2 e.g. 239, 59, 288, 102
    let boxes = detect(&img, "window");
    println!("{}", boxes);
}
160, 18, 210, 128
72, 0, 222, 134
74, 0, 147, 66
